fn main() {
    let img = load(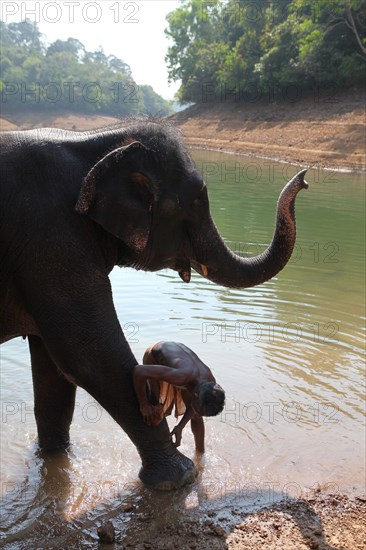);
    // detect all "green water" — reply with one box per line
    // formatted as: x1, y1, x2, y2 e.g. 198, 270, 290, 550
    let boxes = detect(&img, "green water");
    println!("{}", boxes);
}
0, 151, 365, 547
